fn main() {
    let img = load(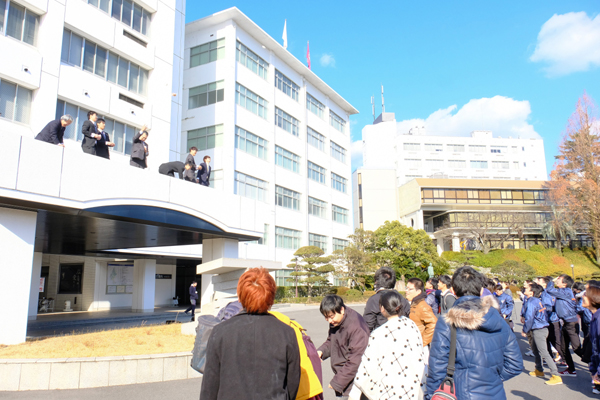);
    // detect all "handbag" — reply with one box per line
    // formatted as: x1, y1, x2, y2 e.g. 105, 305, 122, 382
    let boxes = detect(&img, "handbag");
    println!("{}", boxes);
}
431, 325, 457, 400
190, 315, 220, 373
